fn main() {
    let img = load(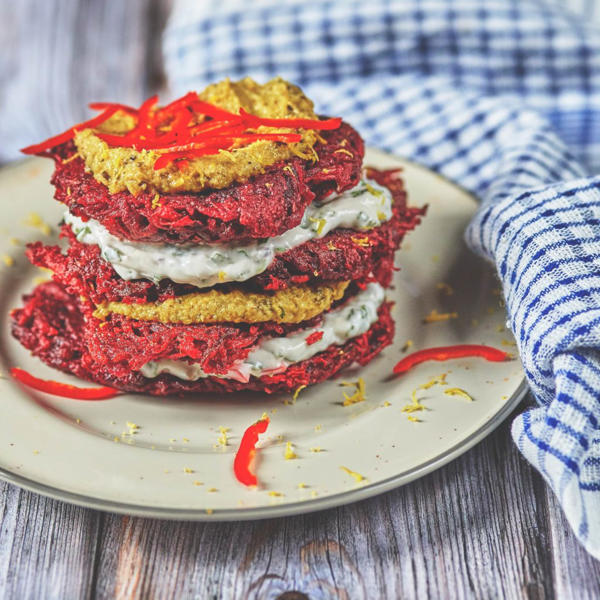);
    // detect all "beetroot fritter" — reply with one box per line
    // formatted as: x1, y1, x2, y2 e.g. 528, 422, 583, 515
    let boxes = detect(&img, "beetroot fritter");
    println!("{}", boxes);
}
11, 281, 394, 396
53, 122, 364, 245
28, 168, 425, 305
28, 199, 422, 305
